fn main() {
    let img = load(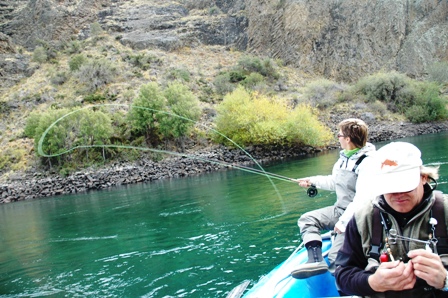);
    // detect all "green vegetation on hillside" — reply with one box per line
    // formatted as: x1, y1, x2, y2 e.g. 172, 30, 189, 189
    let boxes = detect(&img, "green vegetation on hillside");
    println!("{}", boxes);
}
1, 29, 448, 178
